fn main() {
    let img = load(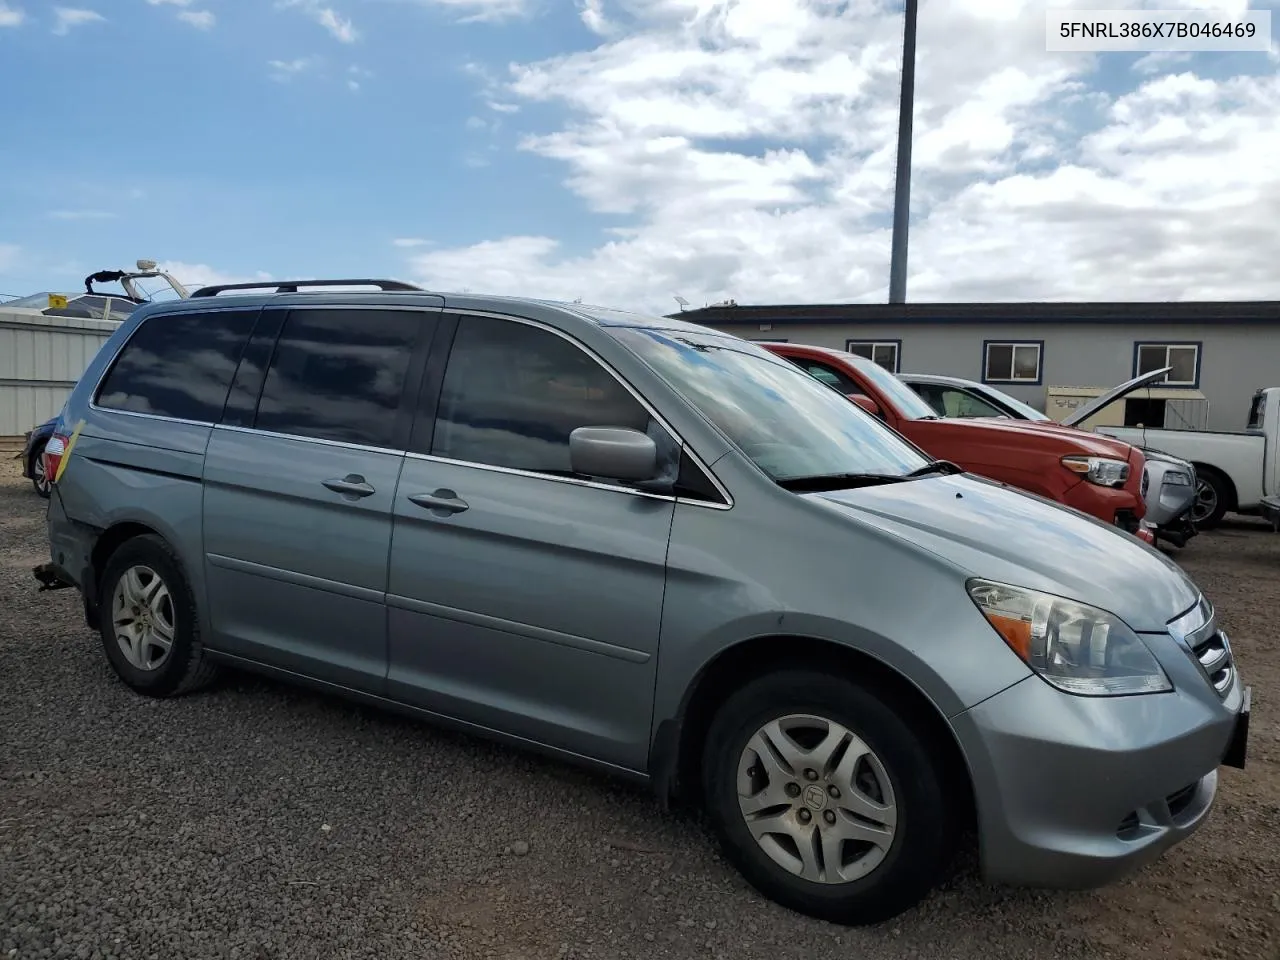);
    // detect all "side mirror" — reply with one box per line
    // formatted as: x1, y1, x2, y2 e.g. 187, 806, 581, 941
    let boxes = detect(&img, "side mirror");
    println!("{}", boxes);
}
569, 426, 658, 482
848, 394, 882, 417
